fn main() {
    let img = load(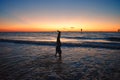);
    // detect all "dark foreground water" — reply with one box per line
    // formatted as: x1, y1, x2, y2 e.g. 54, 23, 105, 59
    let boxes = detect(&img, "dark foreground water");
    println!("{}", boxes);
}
0, 32, 120, 80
